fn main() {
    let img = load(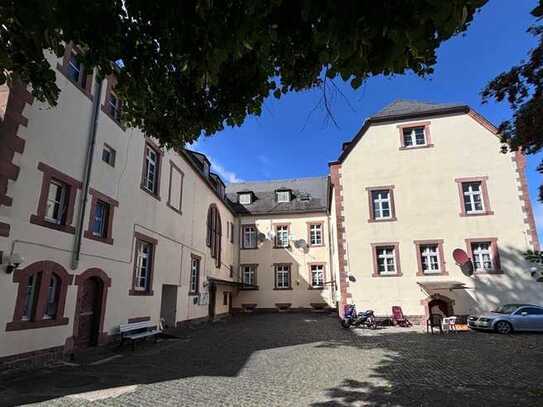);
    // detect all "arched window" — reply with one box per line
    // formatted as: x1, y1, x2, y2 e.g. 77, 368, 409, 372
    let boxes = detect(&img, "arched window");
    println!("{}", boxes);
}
7, 261, 73, 331
206, 204, 222, 268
